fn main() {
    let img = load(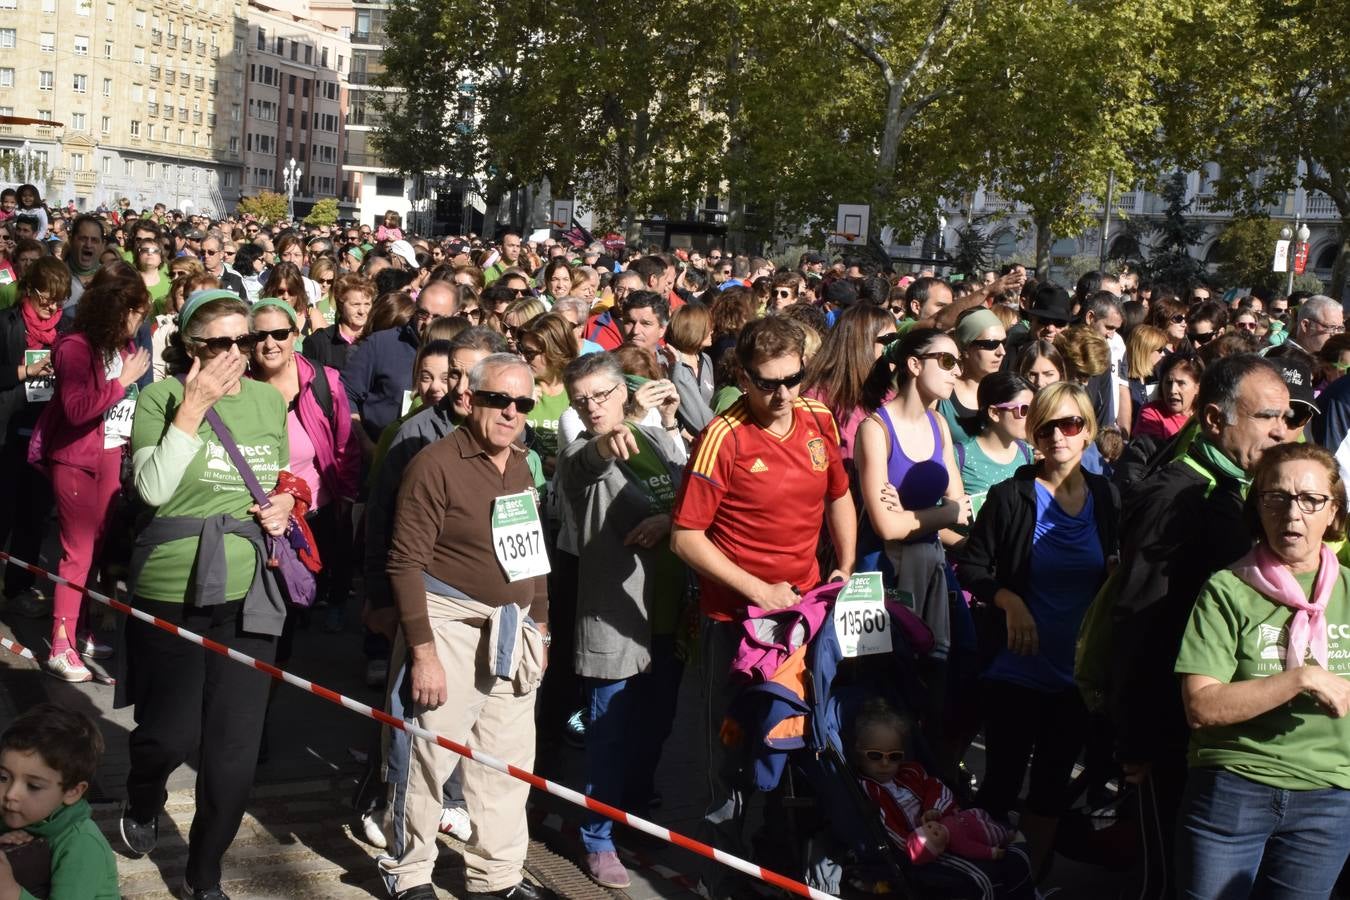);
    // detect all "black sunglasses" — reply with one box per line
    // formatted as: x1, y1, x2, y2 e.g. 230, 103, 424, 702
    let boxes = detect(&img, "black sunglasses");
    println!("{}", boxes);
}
1169, 314, 1187, 324
875, 333, 902, 347
1188, 330, 1217, 345
1285, 404, 1314, 430
1034, 415, 1086, 441
967, 338, 1005, 352
252, 327, 295, 343
747, 369, 806, 392
197, 334, 259, 353
472, 389, 536, 414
